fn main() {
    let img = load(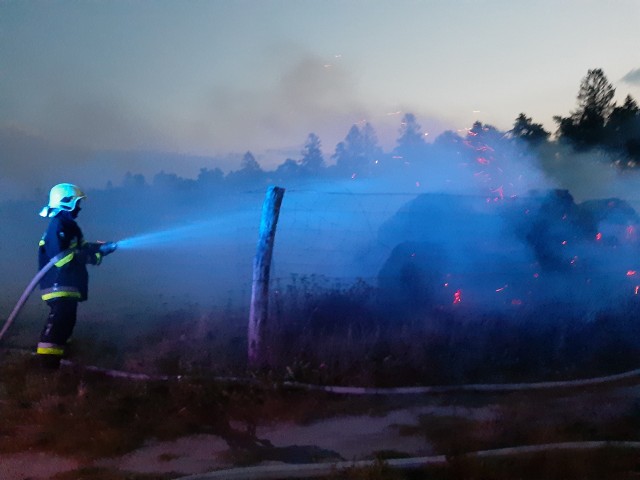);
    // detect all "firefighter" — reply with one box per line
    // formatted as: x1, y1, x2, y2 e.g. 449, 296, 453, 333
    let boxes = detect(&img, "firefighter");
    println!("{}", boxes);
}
37, 183, 117, 368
